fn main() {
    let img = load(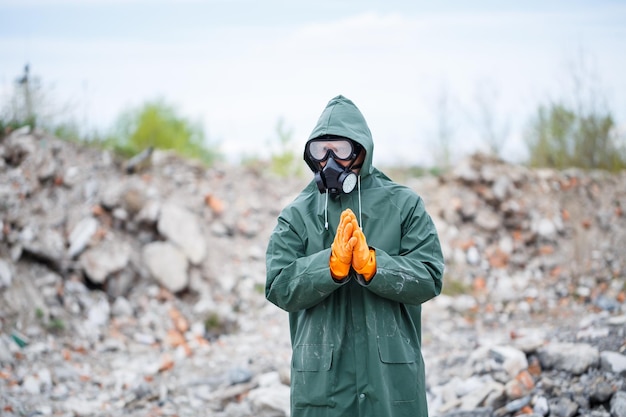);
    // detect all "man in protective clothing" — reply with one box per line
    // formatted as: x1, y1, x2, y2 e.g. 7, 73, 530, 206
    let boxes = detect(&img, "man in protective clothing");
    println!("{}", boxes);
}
266, 95, 445, 417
